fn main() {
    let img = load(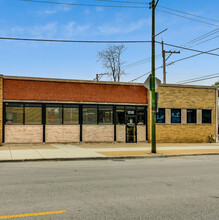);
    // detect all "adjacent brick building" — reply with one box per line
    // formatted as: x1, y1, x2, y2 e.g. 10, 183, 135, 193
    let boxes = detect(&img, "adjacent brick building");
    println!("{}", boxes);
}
0, 75, 217, 144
